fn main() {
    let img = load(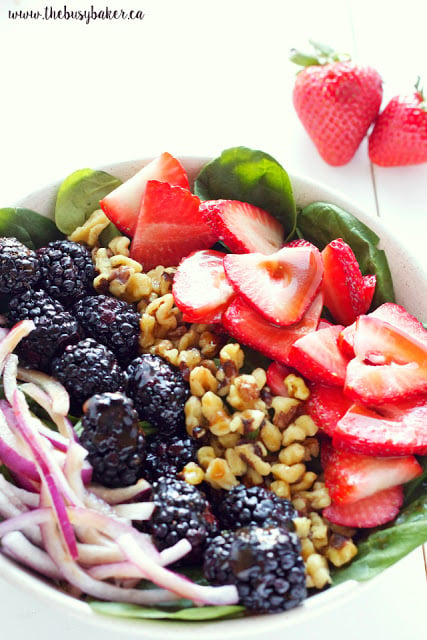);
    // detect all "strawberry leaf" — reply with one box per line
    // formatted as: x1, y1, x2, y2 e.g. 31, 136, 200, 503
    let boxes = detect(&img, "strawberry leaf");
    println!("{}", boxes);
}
194, 146, 297, 240
296, 201, 395, 308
